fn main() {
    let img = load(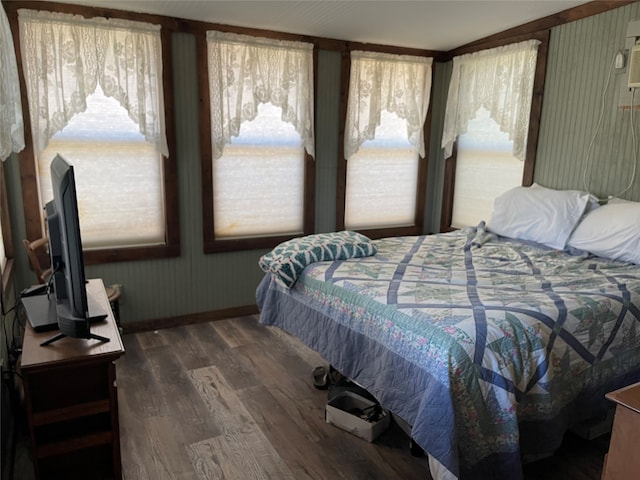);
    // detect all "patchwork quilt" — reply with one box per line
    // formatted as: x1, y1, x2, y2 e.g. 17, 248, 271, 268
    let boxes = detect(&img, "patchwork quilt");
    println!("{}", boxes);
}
256, 229, 640, 479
